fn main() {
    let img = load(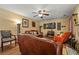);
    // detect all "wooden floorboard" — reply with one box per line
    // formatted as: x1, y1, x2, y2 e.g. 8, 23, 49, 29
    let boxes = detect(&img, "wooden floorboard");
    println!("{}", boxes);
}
0, 43, 78, 55
0, 44, 21, 55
